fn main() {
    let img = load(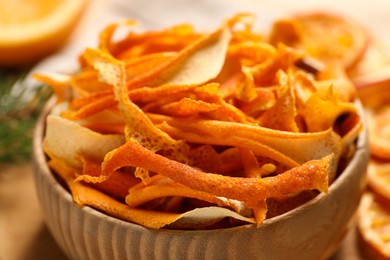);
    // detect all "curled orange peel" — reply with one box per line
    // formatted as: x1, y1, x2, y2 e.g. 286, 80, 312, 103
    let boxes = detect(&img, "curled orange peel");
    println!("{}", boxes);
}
43, 115, 125, 168
146, 26, 231, 87
258, 70, 299, 132
304, 85, 358, 132
112, 23, 200, 60
101, 139, 331, 211
48, 157, 183, 229
152, 114, 341, 166
83, 48, 190, 168
71, 52, 176, 96
78, 155, 139, 199
126, 175, 246, 213
66, 82, 199, 119
33, 72, 71, 101
97, 20, 137, 53
49, 156, 255, 229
